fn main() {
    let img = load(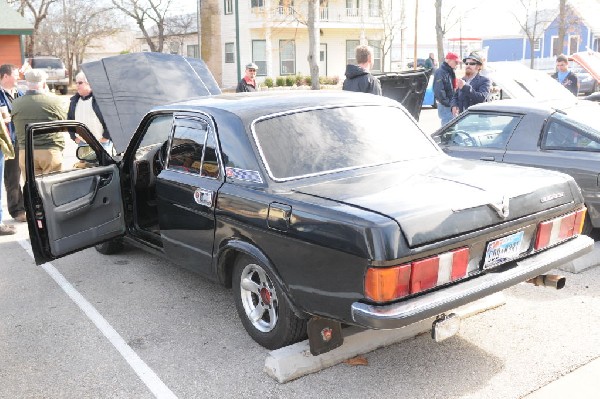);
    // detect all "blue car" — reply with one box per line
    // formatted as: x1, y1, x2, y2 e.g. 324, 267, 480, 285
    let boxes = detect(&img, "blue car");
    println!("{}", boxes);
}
422, 75, 436, 108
